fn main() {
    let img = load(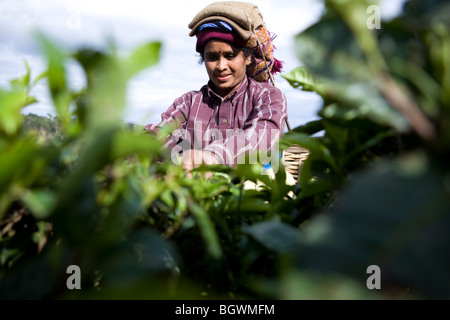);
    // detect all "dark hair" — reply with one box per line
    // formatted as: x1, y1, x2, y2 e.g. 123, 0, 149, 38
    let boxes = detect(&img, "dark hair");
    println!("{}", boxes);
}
198, 46, 253, 64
